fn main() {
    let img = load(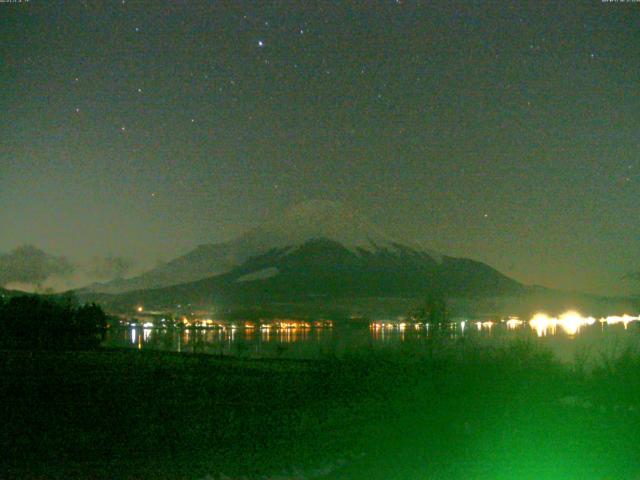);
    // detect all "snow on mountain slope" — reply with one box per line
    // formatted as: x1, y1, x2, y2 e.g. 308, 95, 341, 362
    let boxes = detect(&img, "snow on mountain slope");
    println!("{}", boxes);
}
236, 267, 279, 283
85, 200, 442, 293
236, 200, 442, 258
